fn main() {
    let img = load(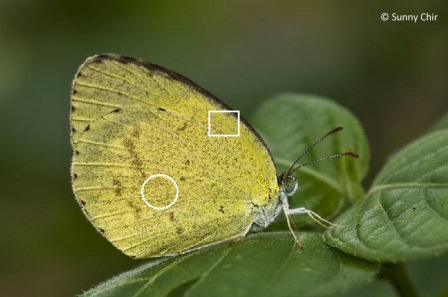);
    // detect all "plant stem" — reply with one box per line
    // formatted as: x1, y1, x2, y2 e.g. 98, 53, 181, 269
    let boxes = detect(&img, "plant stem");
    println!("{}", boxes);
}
379, 263, 420, 297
